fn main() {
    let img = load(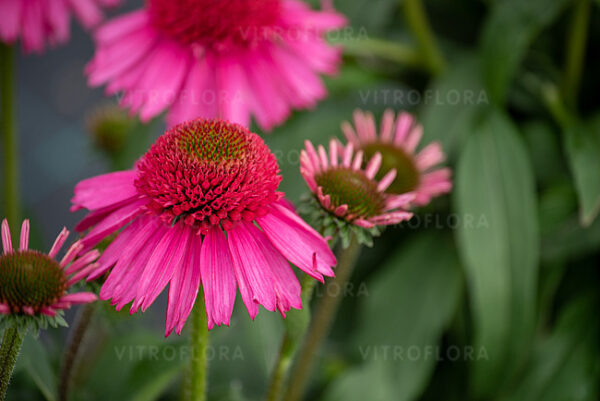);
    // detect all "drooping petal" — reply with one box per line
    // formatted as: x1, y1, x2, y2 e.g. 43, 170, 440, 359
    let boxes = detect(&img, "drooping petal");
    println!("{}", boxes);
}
200, 226, 236, 329
227, 222, 278, 318
257, 201, 336, 279
165, 225, 198, 336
